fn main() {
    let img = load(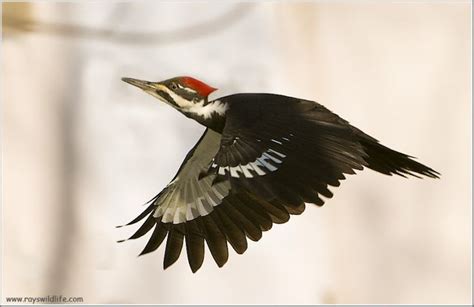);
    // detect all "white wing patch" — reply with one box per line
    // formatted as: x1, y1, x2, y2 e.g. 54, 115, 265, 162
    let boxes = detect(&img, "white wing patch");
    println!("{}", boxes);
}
151, 132, 292, 223
216, 136, 291, 178
151, 129, 231, 224
153, 176, 231, 224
